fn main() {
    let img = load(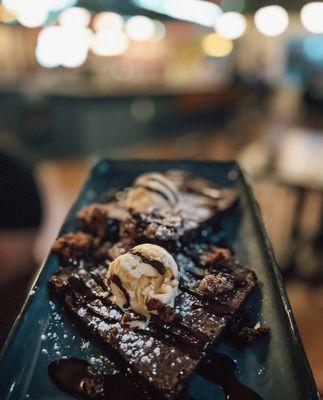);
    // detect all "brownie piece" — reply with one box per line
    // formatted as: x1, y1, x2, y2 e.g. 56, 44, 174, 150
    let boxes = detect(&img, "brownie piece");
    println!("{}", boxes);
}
175, 244, 257, 320
77, 203, 129, 240
191, 244, 232, 267
50, 270, 200, 398
120, 209, 184, 243
77, 172, 237, 245
52, 233, 130, 267
119, 193, 236, 245
52, 231, 96, 264
119, 204, 220, 244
